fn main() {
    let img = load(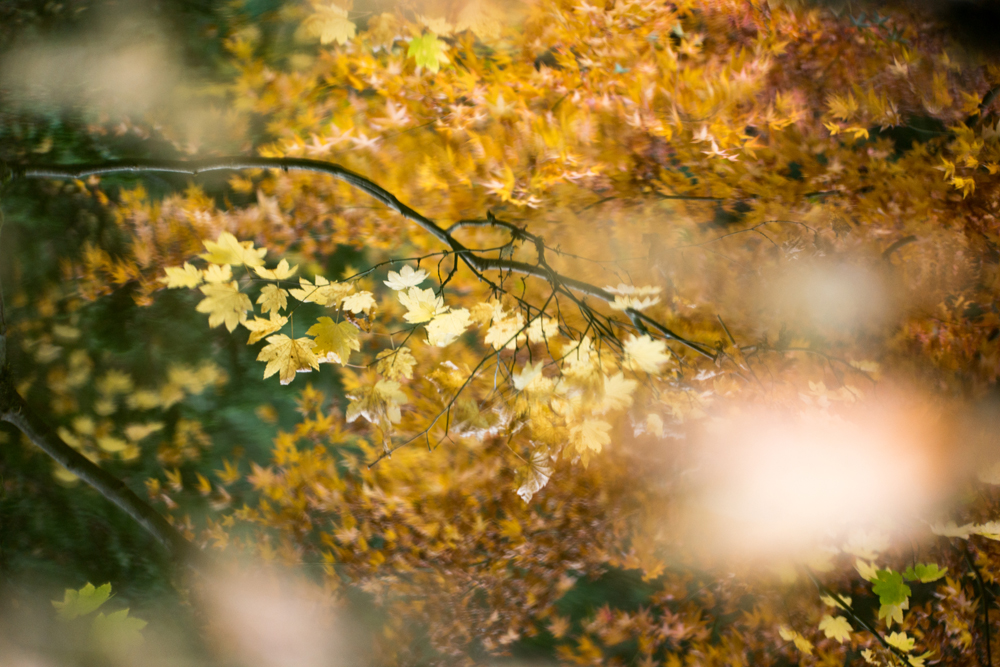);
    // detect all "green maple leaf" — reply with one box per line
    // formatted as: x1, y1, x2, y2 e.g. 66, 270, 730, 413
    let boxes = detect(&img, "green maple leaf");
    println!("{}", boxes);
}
903, 563, 948, 583
872, 569, 911, 607
408, 33, 448, 72
53, 582, 112, 620
92, 608, 148, 649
